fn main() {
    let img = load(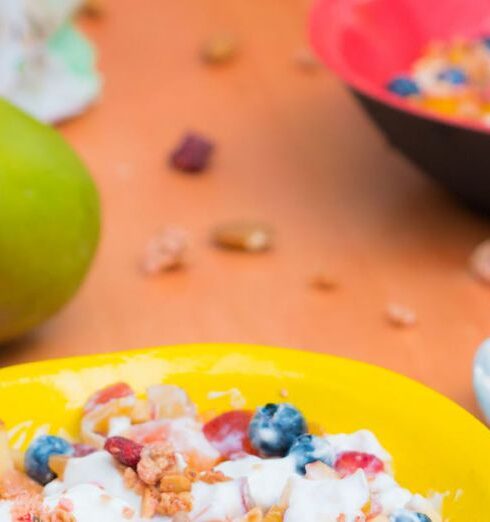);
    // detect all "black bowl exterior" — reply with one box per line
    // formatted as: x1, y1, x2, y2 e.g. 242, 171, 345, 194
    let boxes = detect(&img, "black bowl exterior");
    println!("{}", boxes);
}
353, 90, 490, 214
